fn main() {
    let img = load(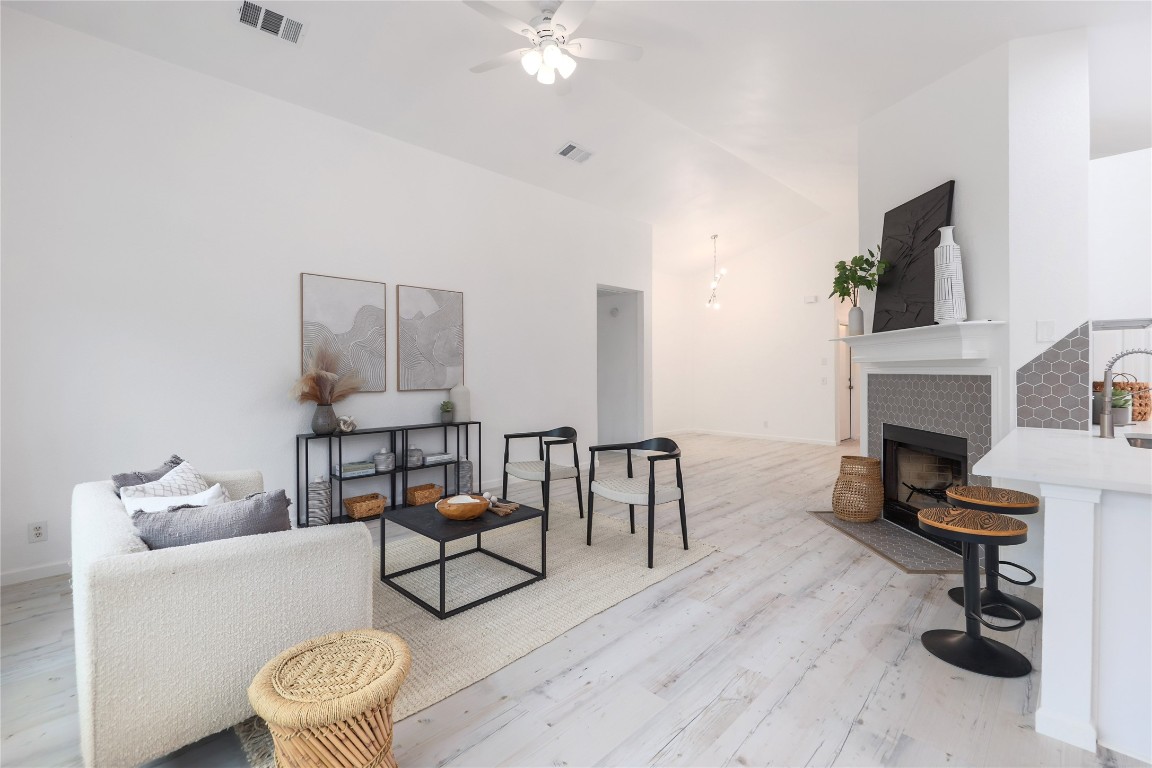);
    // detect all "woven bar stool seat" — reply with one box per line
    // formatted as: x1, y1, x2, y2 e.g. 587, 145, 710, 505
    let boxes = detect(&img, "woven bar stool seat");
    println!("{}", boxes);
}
945, 485, 1041, 621
918, 507, 1031, 678
248, 630, 411, 768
